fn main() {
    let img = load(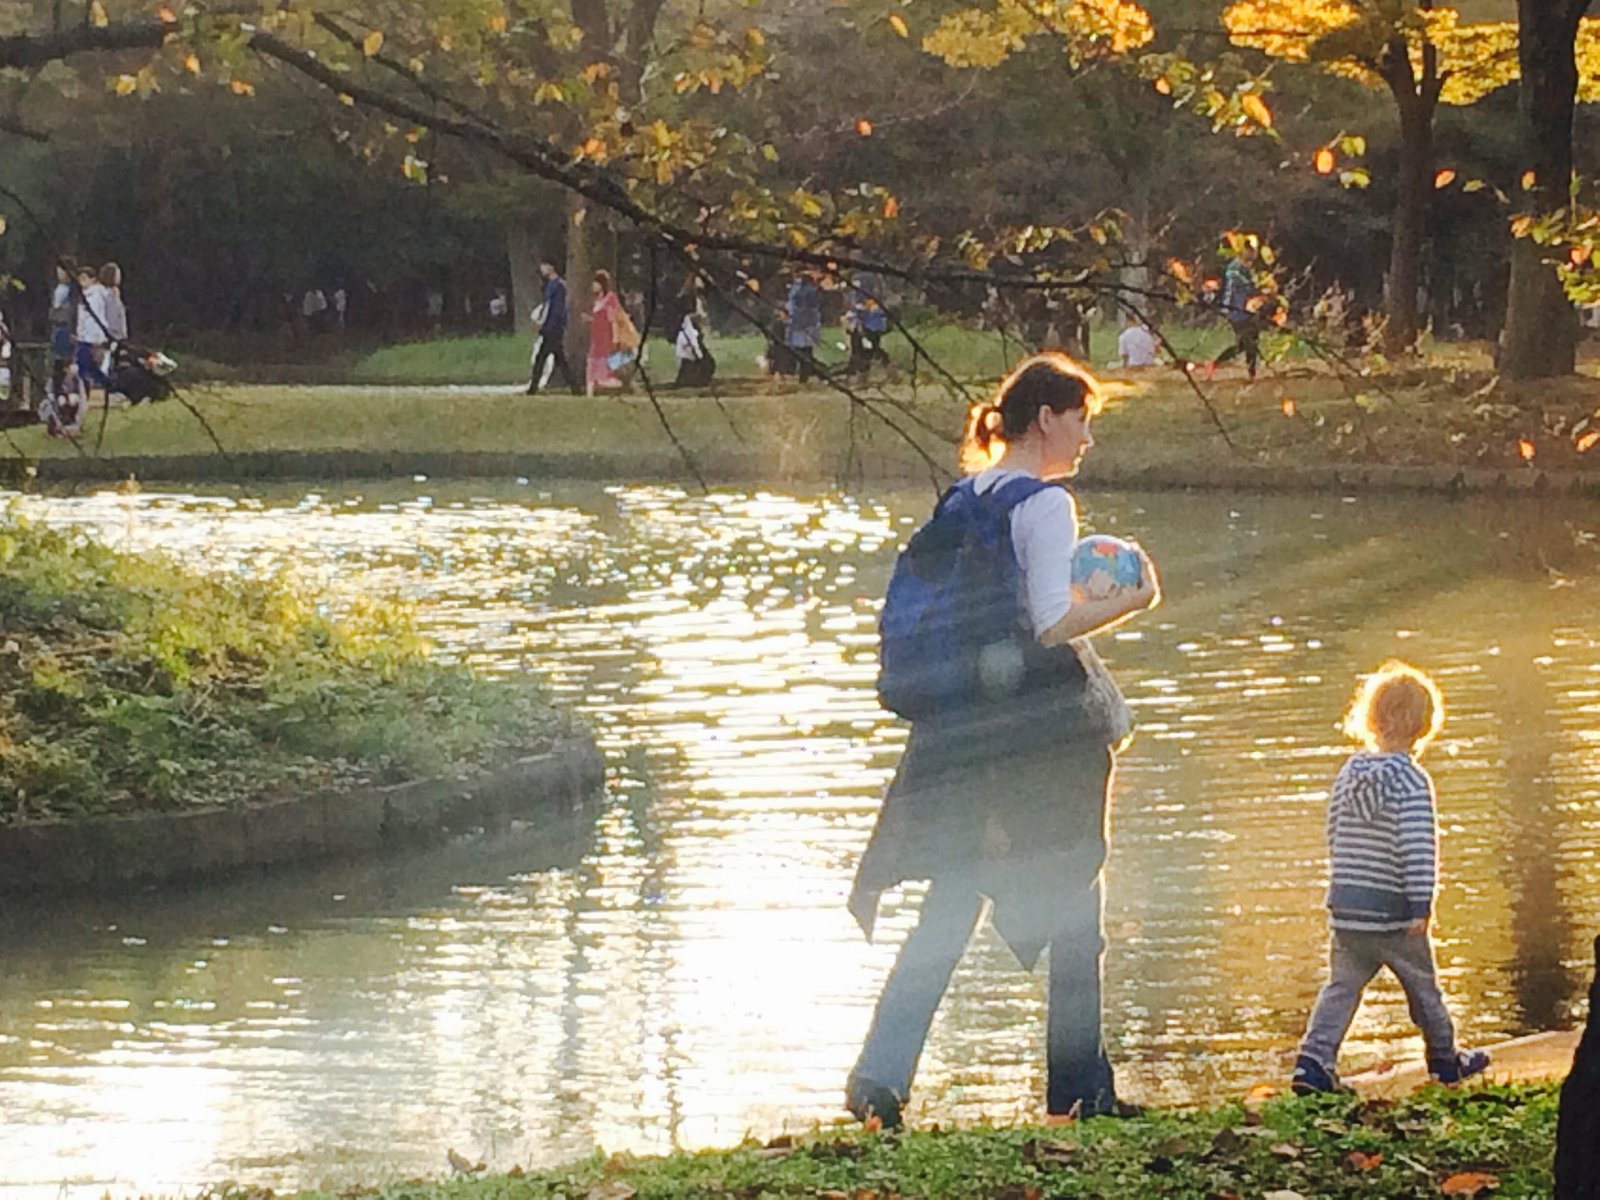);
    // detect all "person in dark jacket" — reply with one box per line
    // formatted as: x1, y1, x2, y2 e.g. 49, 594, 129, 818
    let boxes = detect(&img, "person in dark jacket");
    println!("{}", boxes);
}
847, 354, 1162, 1131
527, 260, 579, 395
